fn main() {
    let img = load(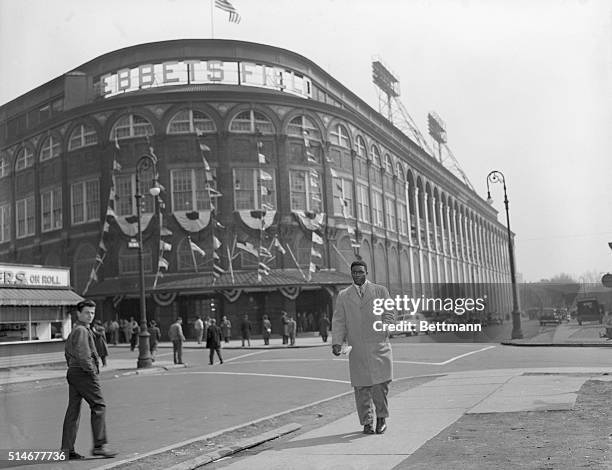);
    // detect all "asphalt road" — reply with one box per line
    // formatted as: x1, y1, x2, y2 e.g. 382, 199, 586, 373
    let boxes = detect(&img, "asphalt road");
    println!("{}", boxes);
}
1, 320, 610, 469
